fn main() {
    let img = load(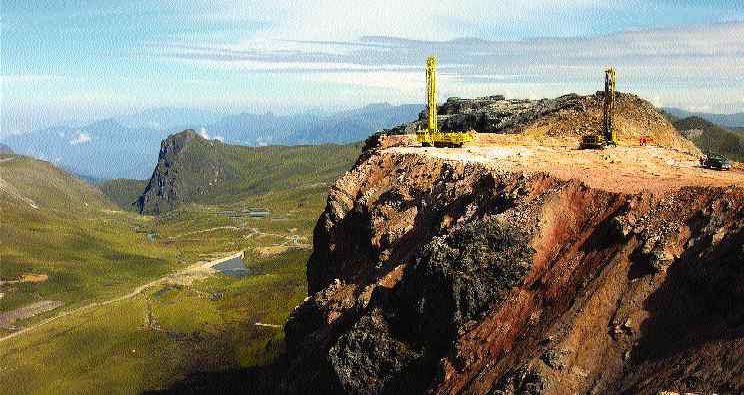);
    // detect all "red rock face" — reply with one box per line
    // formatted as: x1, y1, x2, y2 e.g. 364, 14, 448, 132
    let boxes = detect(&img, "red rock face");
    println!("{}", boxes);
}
280, 134, 744, 395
